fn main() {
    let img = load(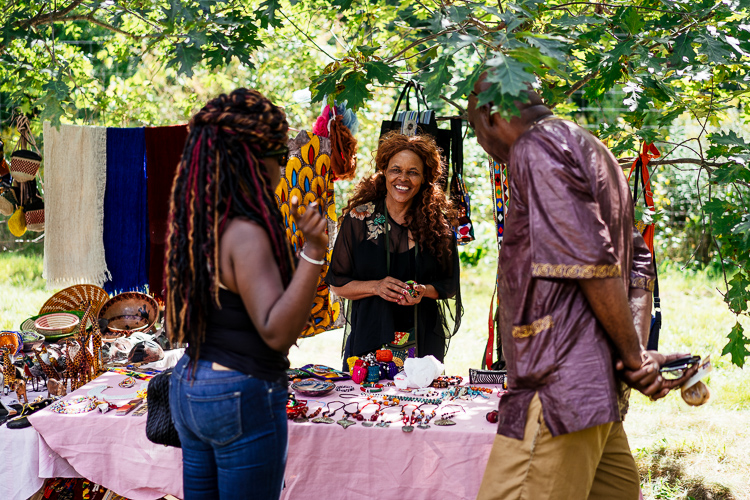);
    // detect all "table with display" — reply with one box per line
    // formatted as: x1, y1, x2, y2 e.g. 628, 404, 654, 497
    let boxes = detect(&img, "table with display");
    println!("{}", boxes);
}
4, 372, 501, 500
